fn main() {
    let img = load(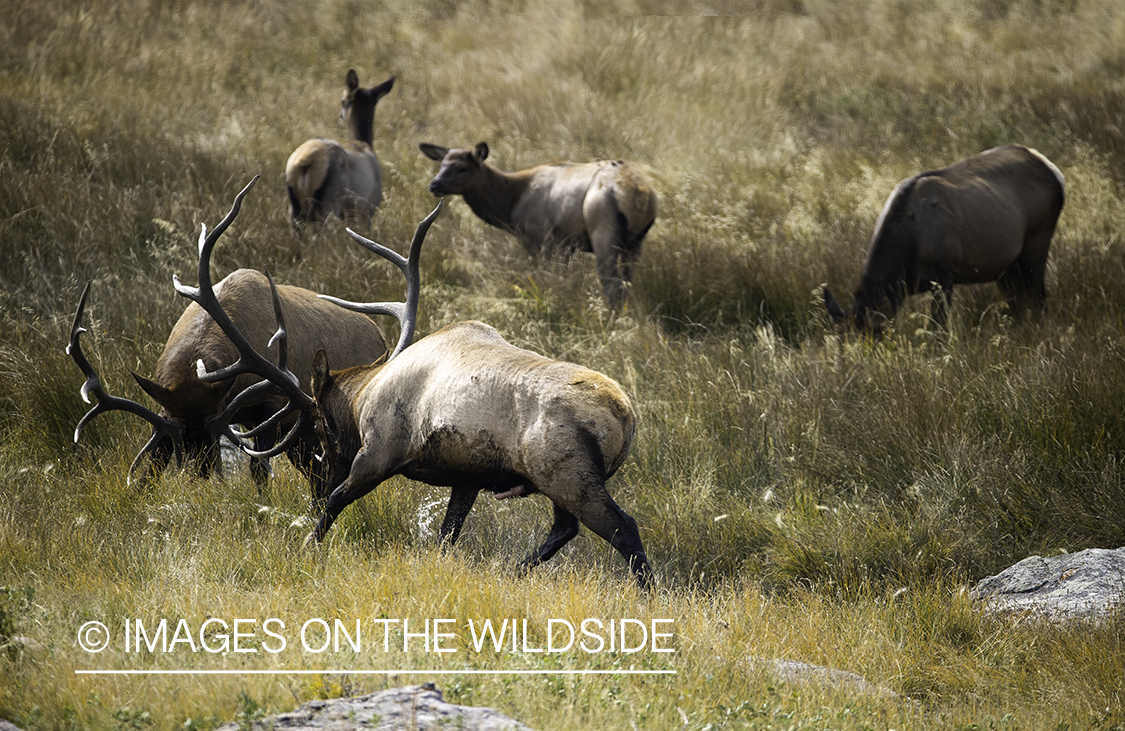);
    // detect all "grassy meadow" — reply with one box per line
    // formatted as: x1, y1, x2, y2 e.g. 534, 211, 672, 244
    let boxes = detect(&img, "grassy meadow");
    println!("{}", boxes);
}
3, 0, 1125, 727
